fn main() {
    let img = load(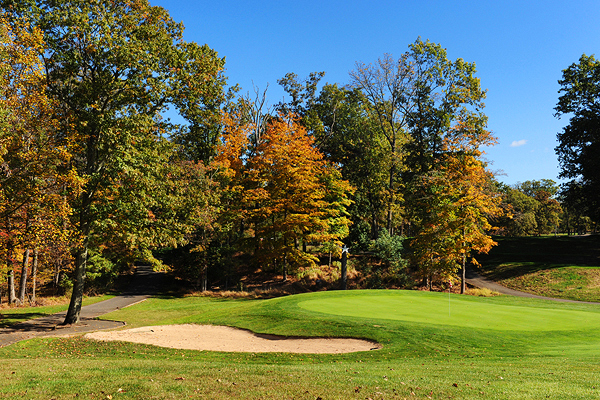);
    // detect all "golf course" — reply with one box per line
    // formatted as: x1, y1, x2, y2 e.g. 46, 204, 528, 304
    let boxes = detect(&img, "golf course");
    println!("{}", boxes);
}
1, 287, 599, 399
